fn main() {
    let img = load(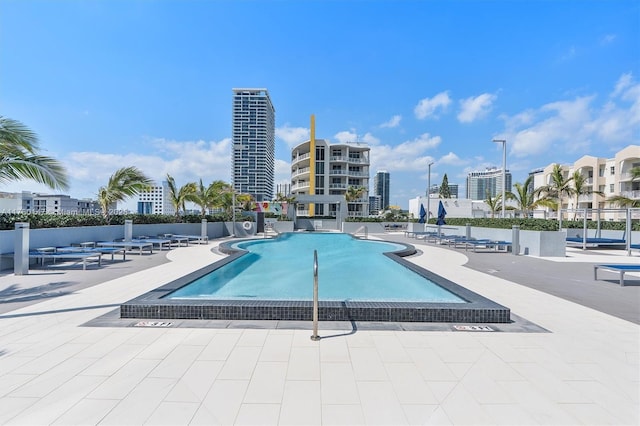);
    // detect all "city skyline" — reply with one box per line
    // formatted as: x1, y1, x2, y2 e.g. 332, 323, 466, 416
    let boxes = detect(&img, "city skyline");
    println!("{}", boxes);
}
1, 0, 638, 210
